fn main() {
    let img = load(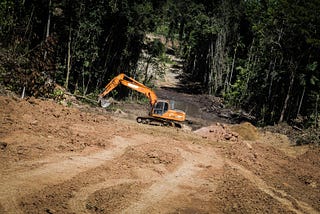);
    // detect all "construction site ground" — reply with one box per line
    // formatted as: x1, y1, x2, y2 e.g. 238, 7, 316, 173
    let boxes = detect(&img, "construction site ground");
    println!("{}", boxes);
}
1, 69, 319, 213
